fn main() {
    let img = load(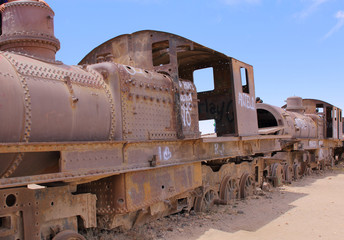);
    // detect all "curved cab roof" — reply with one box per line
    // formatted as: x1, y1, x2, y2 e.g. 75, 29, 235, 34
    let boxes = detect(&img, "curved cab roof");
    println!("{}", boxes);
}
79, 30, 247, 72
